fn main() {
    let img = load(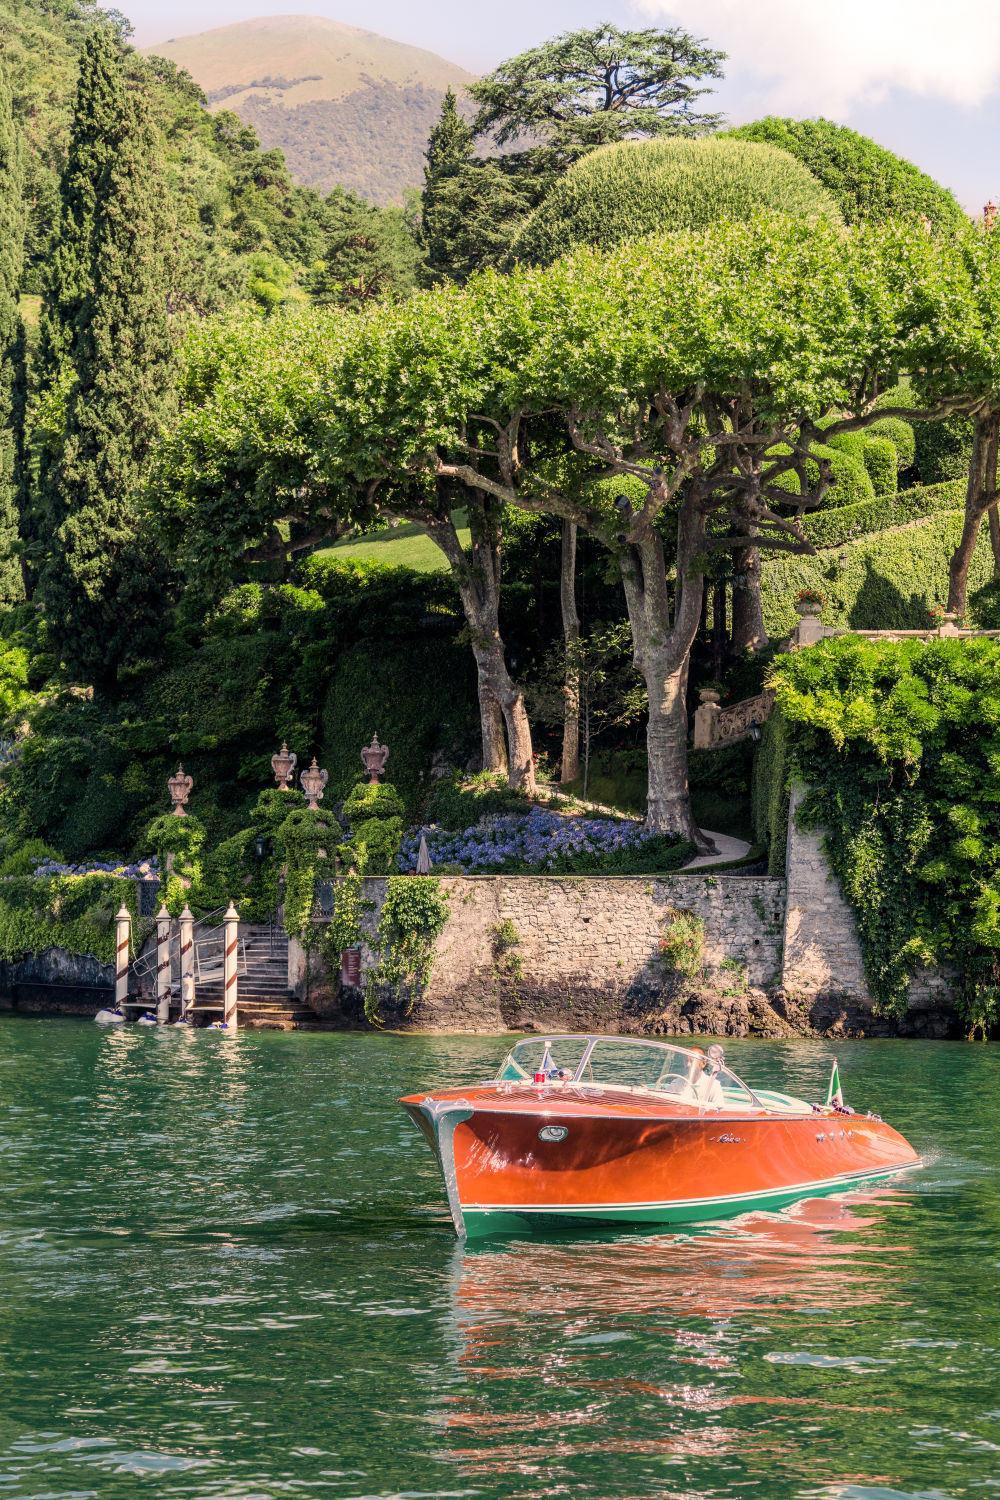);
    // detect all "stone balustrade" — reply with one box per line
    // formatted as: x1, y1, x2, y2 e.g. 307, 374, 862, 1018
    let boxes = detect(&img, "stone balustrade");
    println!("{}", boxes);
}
693, 688, 775, 750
